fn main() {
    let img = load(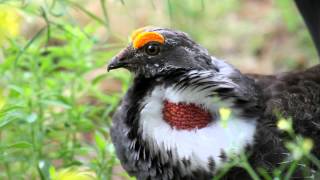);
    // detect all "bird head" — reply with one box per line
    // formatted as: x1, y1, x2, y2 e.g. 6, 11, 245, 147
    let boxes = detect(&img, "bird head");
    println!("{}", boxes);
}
108, 27, 216, 77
